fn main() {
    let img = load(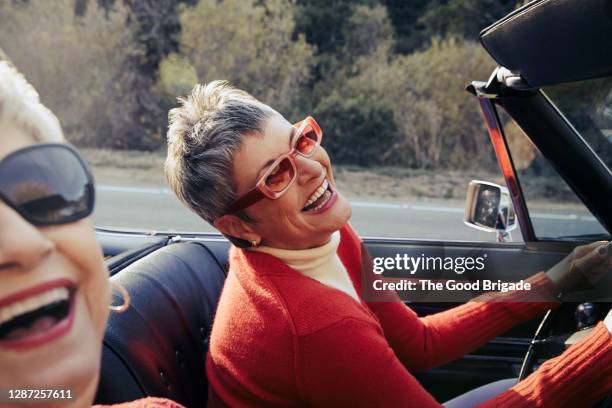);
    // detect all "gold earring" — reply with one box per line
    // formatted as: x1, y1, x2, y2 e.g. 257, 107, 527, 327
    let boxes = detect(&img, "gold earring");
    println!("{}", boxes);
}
251, 239, 259, 248
109, 280, 130, 313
